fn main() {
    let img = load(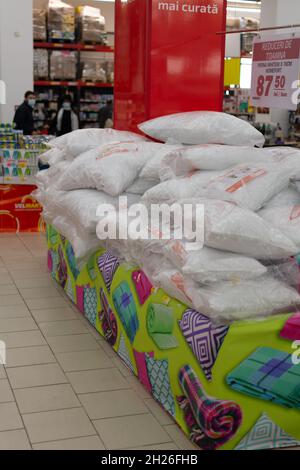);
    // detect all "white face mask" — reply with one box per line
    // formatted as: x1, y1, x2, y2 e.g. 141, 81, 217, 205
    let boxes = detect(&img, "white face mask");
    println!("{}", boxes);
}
28, 99, 36, 108
63, 103, 71, 111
